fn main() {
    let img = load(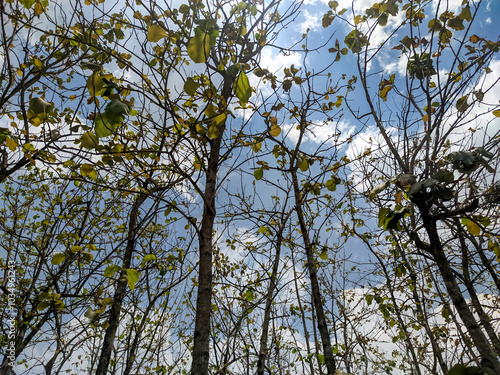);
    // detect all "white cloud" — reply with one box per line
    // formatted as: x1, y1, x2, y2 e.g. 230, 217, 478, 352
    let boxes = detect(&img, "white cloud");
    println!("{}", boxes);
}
282, 119, 356, 149
252, 46, 303, 98
299, 10, 324, 33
